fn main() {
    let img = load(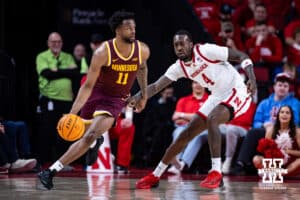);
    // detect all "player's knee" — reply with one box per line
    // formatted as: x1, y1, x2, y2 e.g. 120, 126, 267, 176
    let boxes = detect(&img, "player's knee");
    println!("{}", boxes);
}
83, 130, 98, 145
207, 114, 219, 127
